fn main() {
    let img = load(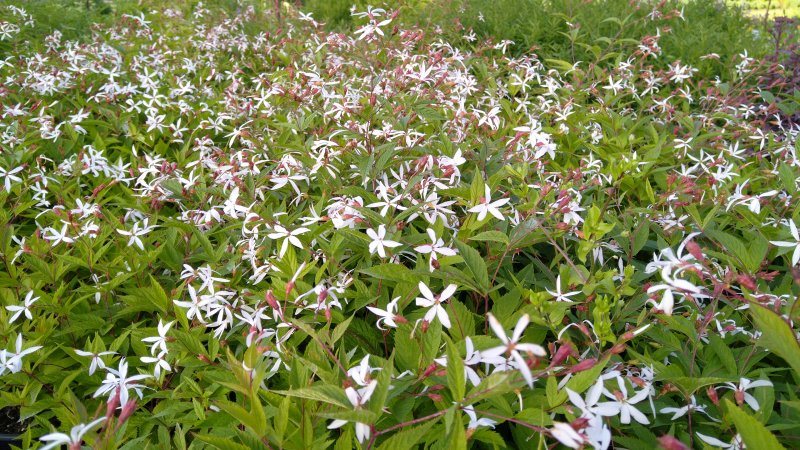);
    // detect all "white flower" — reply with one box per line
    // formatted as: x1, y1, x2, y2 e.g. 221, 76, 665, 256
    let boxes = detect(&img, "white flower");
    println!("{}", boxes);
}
463, 405, 496, 430
141, 351, 171, 379
93, 358, 151, 406
173, 286, 210, 323
43, 223, 74, 246
602, 377, 651, 425
6, 290, 39, 323
659, 395, 713, 420
483, 314, 546, 387
566, 380, 621, 418
141, 320, 174, 355
367, 296, 402, 330
696, 432, 744, 450
722, 377, 773, 411
0, 165, 23, 192
39, 418, 106, 450
267, 225, 310, 258
366, 225, 401, 258
116, 218, 155, 251
415, 282, 456, 329
546, 275, 581, 302
468, 184, 509, 221
550, 422, 586, 449
0, 335, 42, 375
435, 337, 483, 386
347, 355, 380, 387
327, 380, 377, 443
414, 228, 457, 271
771, 220, 800, 266
74, 349, 116, 376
